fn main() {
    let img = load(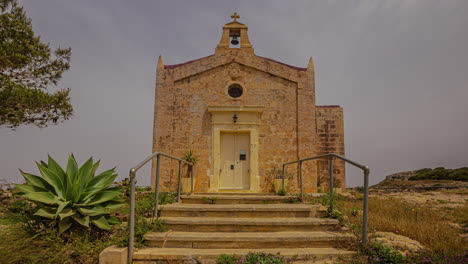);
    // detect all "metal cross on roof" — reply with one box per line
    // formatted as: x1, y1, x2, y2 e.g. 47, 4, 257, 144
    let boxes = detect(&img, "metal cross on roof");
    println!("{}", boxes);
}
231, 12, 240, 22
